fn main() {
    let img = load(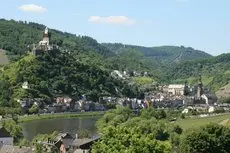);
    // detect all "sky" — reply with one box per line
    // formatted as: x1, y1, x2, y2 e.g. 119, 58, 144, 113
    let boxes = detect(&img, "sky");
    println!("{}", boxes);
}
1, 0, 230, 55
